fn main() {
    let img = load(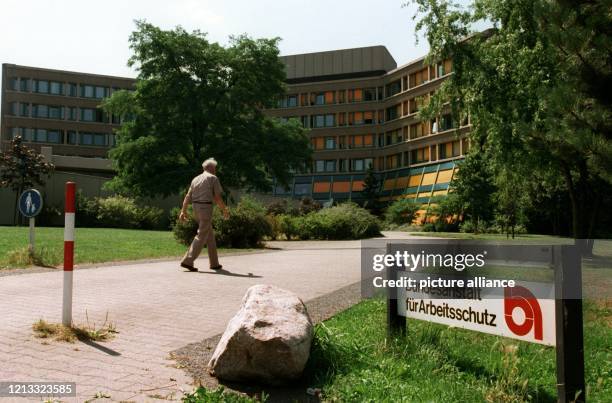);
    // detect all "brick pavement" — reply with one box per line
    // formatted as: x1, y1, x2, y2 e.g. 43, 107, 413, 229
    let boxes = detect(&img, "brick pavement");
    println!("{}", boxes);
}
0, 239, 378, 402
